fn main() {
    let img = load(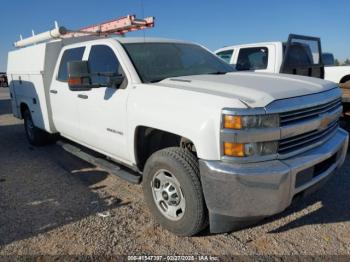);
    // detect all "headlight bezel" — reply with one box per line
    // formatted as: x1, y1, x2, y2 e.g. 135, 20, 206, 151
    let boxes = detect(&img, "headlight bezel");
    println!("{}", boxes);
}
223, 114, 280, 130
221, 109, 281, 160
